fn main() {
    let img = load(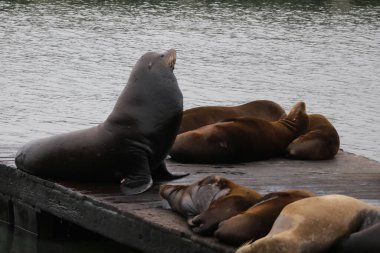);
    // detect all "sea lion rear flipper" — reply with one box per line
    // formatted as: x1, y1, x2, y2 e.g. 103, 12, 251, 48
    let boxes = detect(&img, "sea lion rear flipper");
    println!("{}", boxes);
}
120, 149, 153, 195
152, 162, 189, 182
